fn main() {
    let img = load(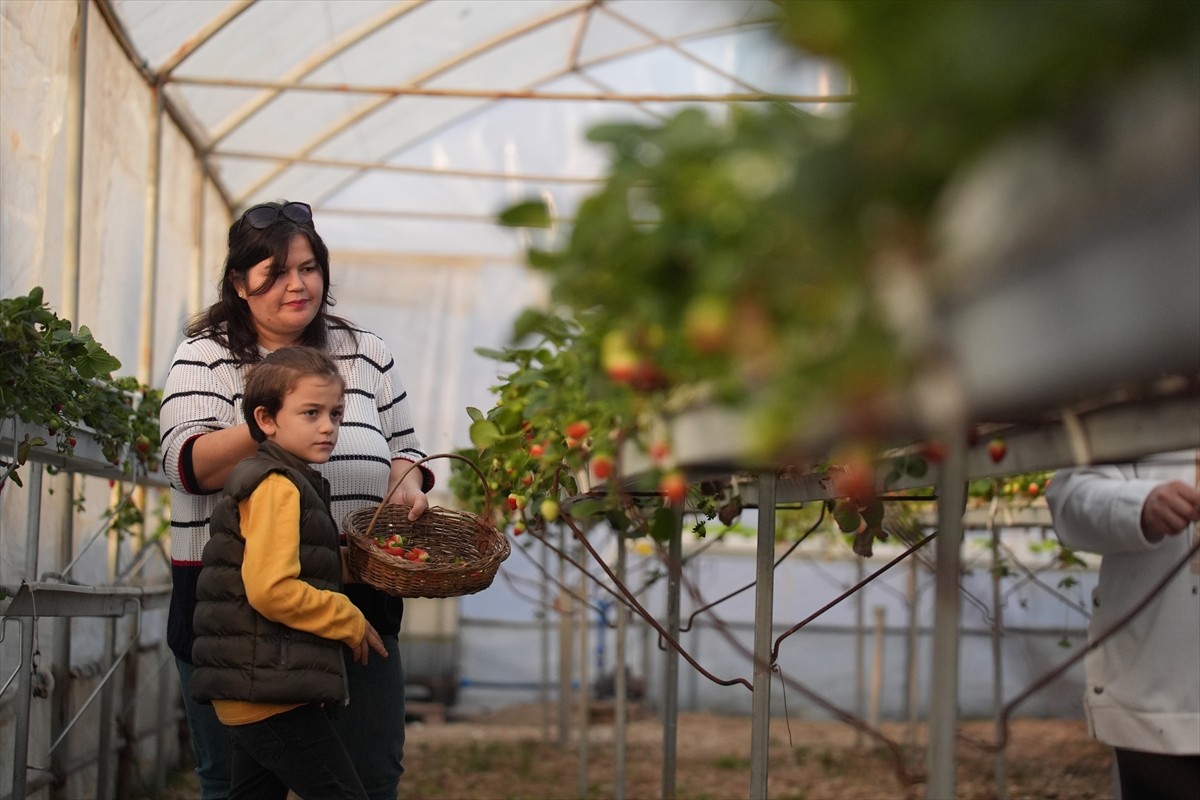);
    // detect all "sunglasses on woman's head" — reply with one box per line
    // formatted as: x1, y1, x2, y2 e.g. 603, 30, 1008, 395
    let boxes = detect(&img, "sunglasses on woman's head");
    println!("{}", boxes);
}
236, 201, 313, 233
